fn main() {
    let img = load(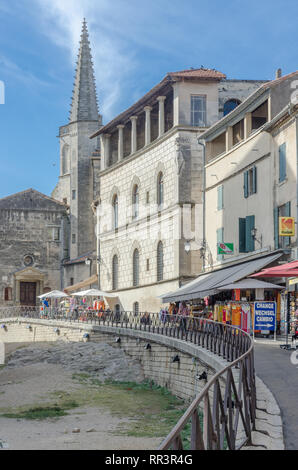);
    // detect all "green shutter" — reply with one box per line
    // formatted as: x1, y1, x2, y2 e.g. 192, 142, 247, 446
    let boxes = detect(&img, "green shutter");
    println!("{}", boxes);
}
239, 218, 246, 253
274, 207, 279, 249
252, 166, 257, 194
279, 143, 286, 182
244, 171, 249, 198
245, 215, 255, 252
